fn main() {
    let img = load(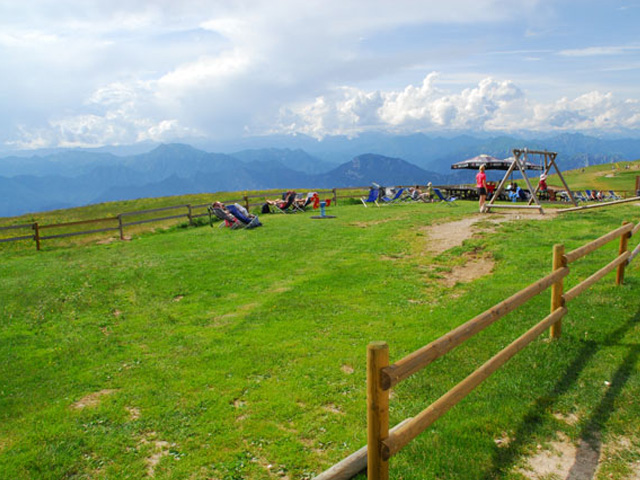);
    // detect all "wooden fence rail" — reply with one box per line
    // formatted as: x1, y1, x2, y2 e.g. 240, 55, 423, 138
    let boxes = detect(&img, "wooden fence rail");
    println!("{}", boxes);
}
314, 219, 639, 480
0, 198, 239, 250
